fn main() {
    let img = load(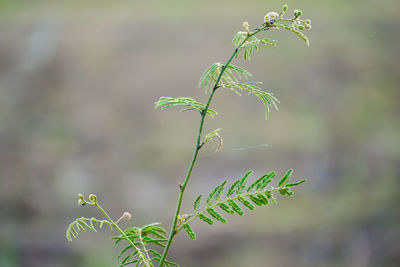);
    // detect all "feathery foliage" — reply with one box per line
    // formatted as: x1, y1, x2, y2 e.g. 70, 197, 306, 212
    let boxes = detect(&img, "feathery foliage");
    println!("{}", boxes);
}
154, 97, 217, 118
66, 4, 312, 267
220, 82, 279, 119
66, 217, 113, 242
177, 170, 307, 238
112, 223, 178, 267
198, 63, 252, 93
232, 32, 278, 60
